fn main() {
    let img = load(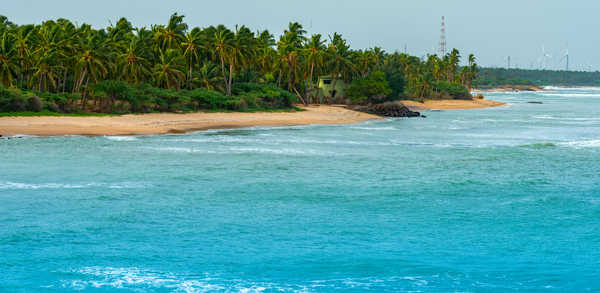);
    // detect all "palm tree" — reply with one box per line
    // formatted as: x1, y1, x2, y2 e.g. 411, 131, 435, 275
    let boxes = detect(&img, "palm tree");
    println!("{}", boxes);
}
73, 33, 110, 93
194, 62, 223, 91
73, 32, 110, 109
225, 25, 256, 95
210, 25, 235, 96
326, 32, 355, 102
255, 30, 276, 79
277, 23, 307, 103
30, 55, 60, 92
11, 24, 36, 88
447, 48, 461, 82
181, 28, 203, 89
153, 49, 185, 90
467, 54, 478, 90
356, 49, 375, 77
304, 34, 326, 103
154, 13, 187, 51
0, 31, 19, 87
118, 38, 151, 85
